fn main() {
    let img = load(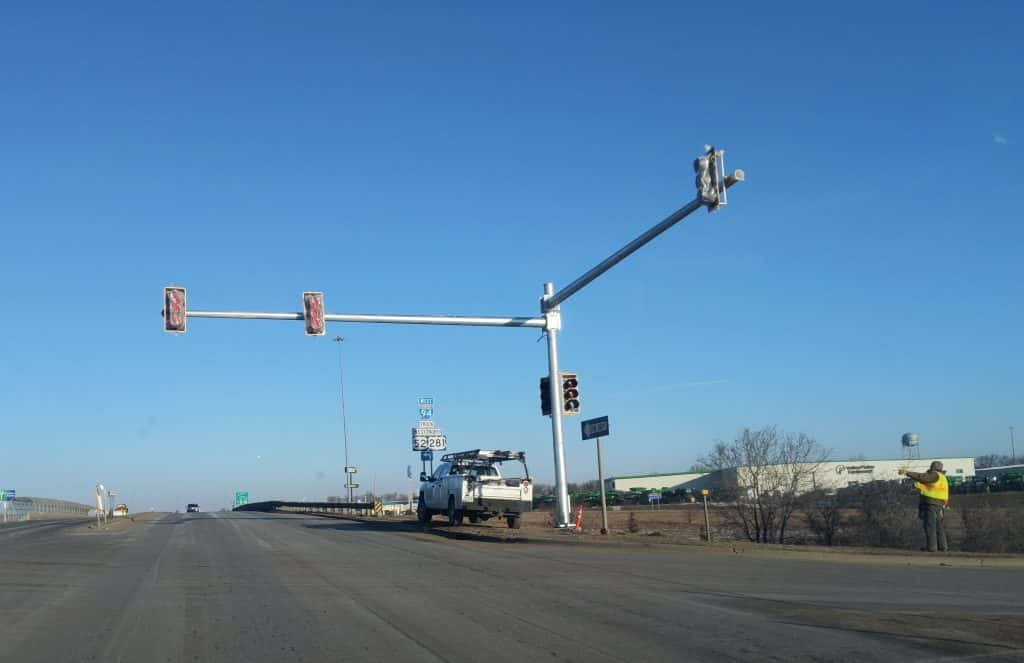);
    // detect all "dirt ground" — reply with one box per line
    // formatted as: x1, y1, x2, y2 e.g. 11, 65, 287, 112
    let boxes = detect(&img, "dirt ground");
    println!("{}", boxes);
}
374, 498, 1024, 567
72, 510, 168, 533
